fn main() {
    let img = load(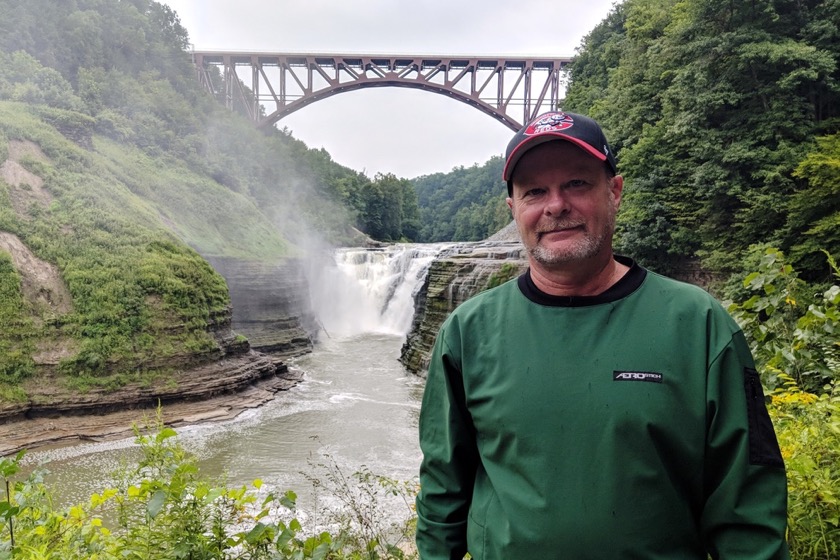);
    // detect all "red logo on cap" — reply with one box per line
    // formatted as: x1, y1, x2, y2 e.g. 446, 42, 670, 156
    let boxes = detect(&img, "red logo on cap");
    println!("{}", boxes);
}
525, 112, 574, 135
